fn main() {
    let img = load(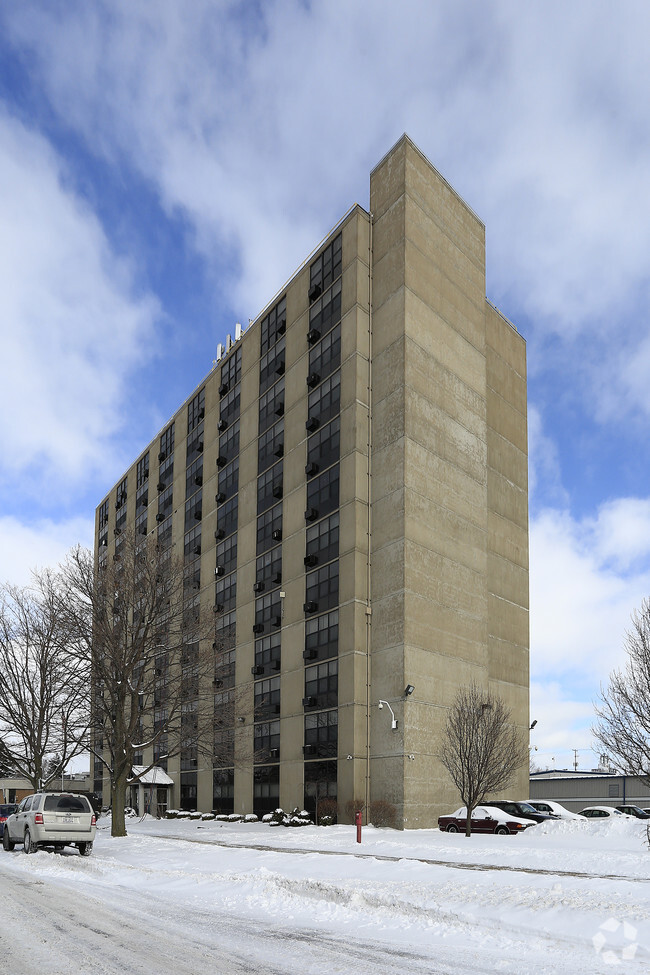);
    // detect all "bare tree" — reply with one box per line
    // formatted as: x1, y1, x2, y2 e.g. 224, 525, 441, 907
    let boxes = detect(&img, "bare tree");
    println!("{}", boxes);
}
438, 682, 529, 836
61, 533, 228, 837
593, 598, 650, 783
0, 573, 89, 791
